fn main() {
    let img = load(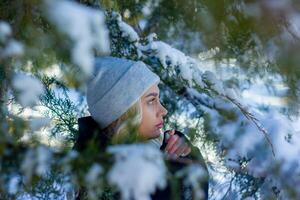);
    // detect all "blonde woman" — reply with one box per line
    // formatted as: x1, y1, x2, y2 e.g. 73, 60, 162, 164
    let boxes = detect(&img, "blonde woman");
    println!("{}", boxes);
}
75, 57, 208, 199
